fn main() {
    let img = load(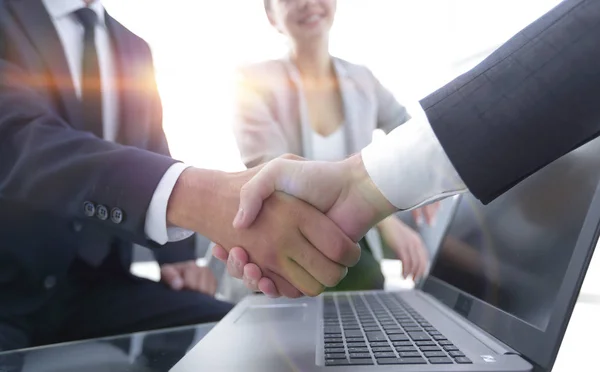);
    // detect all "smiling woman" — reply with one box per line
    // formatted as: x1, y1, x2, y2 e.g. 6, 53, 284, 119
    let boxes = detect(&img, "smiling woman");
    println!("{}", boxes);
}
102, 0, 561, 172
